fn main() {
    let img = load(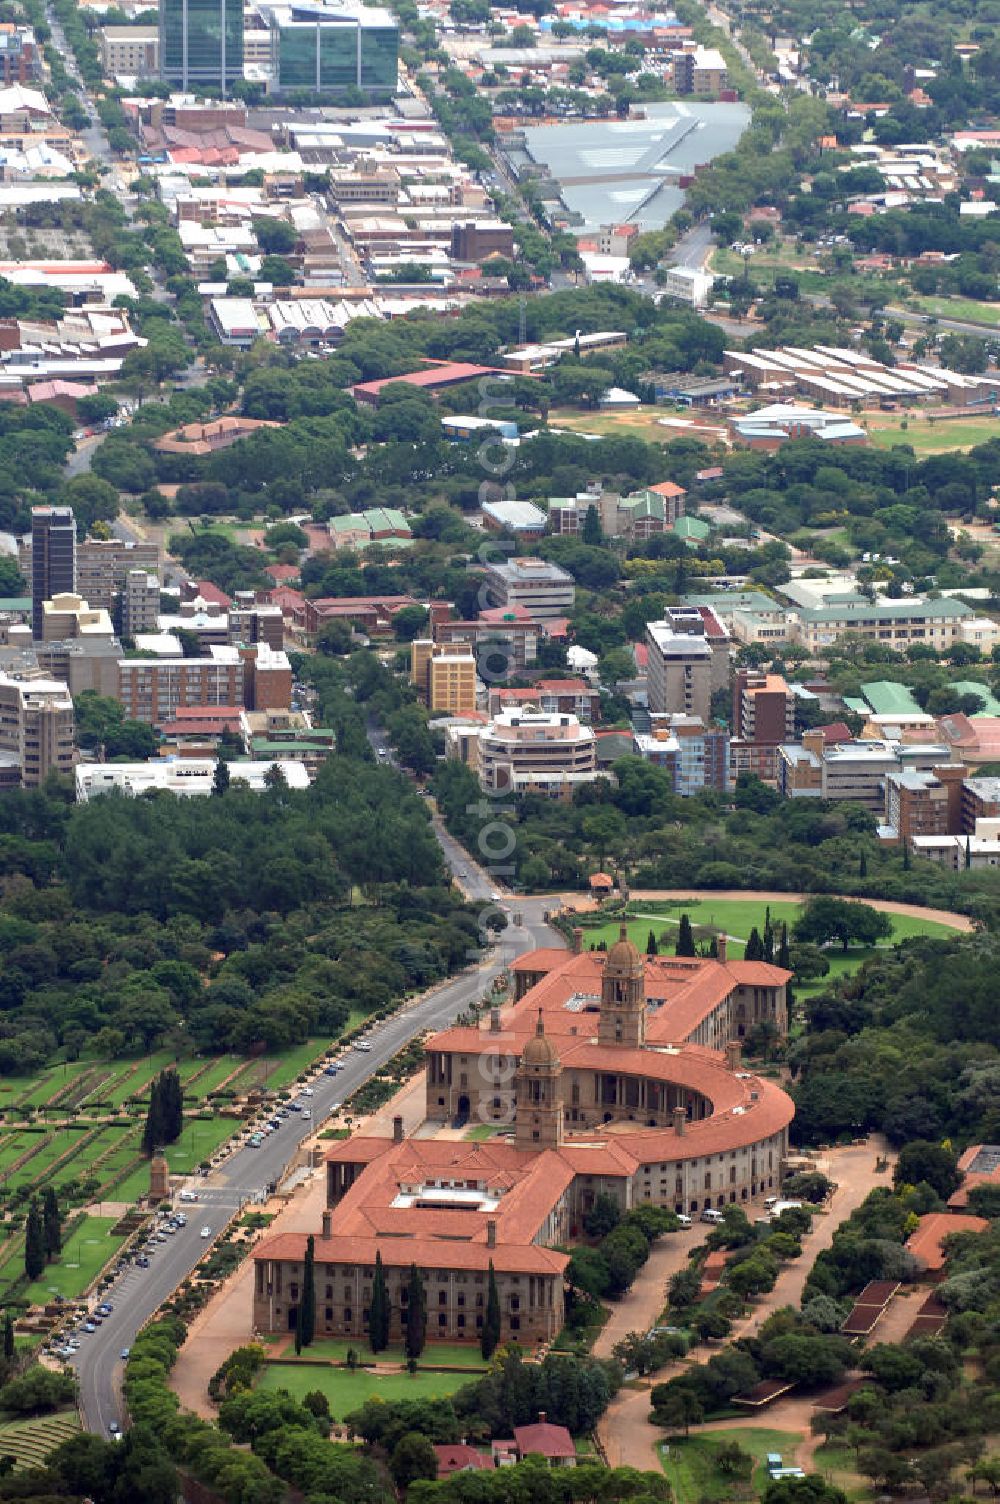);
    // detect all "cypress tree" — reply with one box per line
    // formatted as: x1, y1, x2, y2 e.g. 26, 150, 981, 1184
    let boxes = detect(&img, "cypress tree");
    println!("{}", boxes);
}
142, 1076, 163, 1155
762, 907, 774, 964
3, 1313, 13, 1360
646, 930, 658, 956
777, 923, 790, 972
300, 1235, 316, 1349
675, 914, 696, 957
369, 1251, 389, 1353
161, 1068, 183, 1144
482, 1260, 501, 1360
41, 1187, 60, 1258
903, 841, 911, 871
24, 1202, 44, 1282
212, 757, 230, 796
859, 849, 868, 878
966, 837, 972, 870
405, 1263, 426, 1360
744, 927, 765, 962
